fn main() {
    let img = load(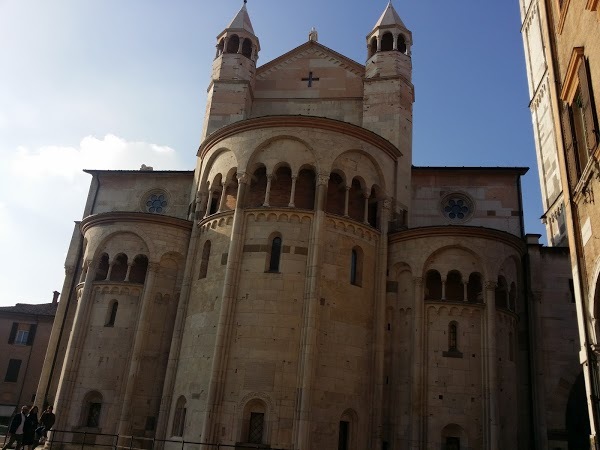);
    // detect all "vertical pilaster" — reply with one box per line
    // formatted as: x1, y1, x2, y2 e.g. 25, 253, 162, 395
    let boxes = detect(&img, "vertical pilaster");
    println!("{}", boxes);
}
363, 194, 369, 224
117, 262, 159, 435
463, 282, 468, 302
485, 281, 499, 450
410, 277, 424, 449
204, 190, 213, 218
344, 186, 350, 217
